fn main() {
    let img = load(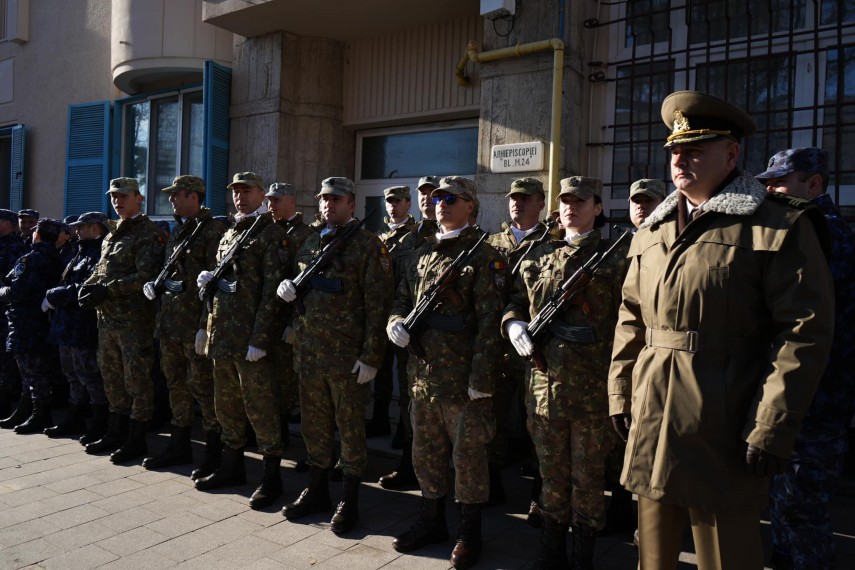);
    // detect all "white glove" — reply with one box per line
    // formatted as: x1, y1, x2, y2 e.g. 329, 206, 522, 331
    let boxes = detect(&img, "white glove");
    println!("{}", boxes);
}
277, 279, 296, 302
41, 298, 53, 312
143, 281, 156, 301
196, 271, 214, 289
506, 320, 534, 357
352, 360, 378, 384
468, 387, 493, 400
387, 320, 410, 348
246, 345, 267, 362
282, 326, 295, 344
194, 329, 207, 356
